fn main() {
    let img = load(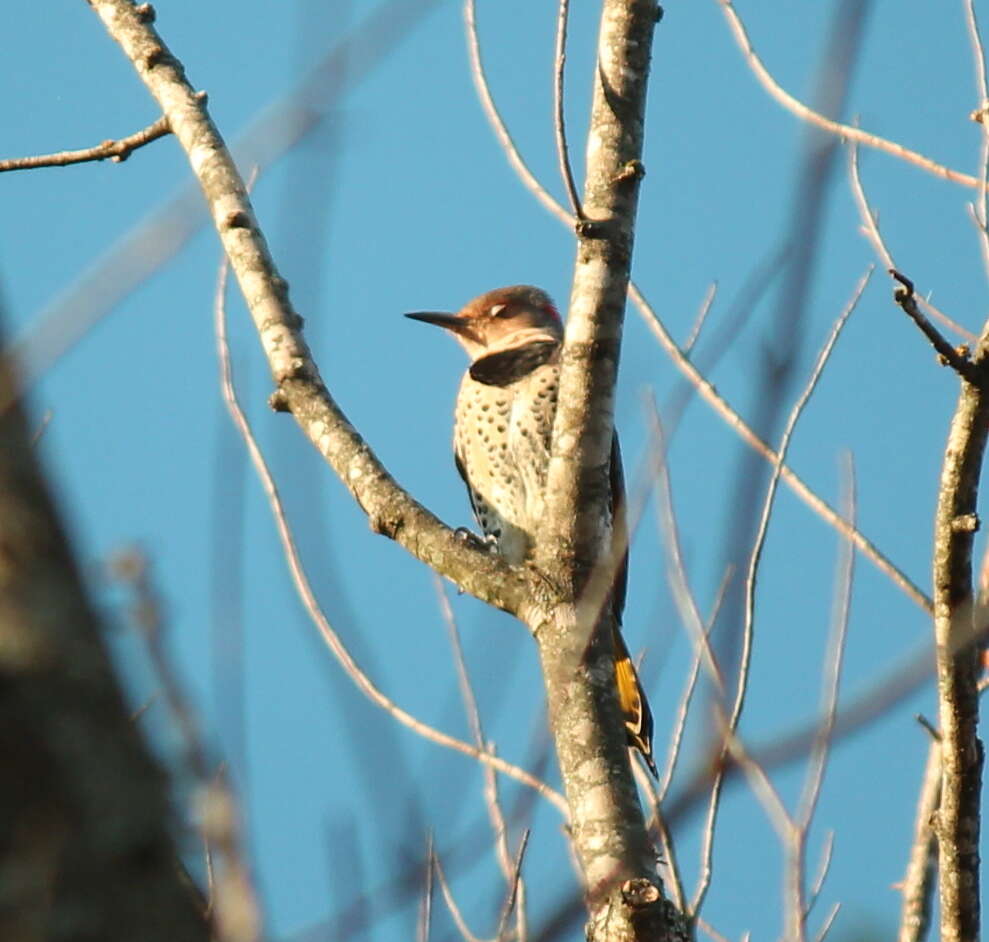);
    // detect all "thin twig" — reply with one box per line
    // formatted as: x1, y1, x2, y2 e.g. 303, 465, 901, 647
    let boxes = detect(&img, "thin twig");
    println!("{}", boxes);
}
715, 0, 986, 189
110, 549, 261, 942
553, 0, 583, 219
658, 583, 727, 803
738, 272, 865, 753
964, 0, 989, 281
691, 273, 867, 923
0, 116, 171, 172
897, 741, 942, 942
495, 831, 531, 942
626, 282, 932, 614
649, 403, 727, 695
433, 577, 529, 942
29, 409, 53, 447
683, 282, 718, 356
418, 835, 434, 942
213, 255, 566, 814
848, 143, 974, 341
432, 849, 488, 942
806, 831, 835, 918
464, 0, 573, 225
813, 902, 841, 942
797, 453, 856, 832
889, 270, 981, 384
